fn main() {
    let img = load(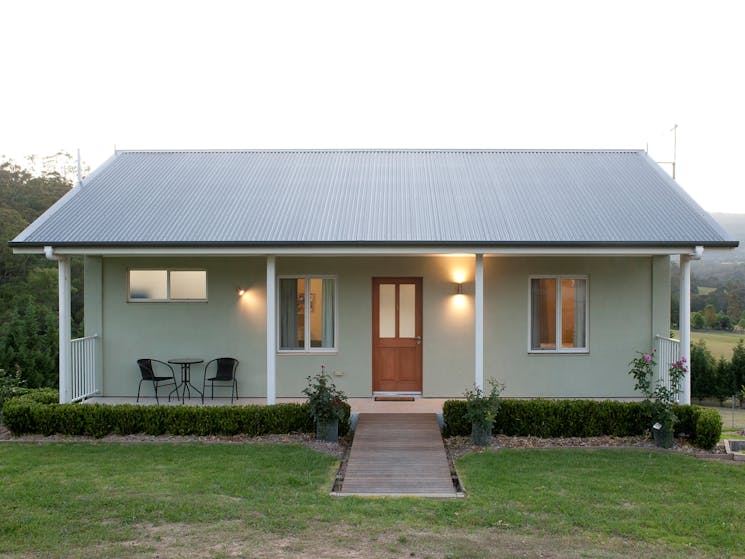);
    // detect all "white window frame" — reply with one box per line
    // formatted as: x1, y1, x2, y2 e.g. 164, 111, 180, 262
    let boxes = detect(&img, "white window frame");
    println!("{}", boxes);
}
277, 275, 338, 354
127, 269, 208, 302
527, 275, 589, 354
